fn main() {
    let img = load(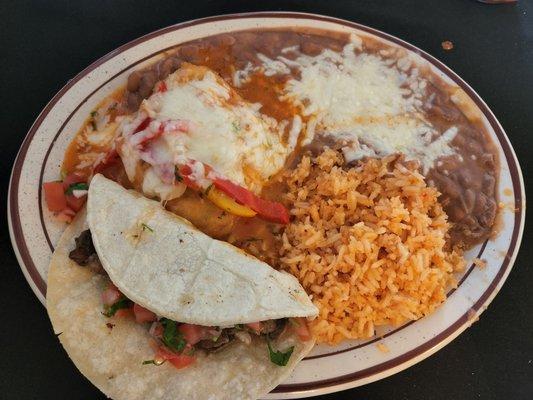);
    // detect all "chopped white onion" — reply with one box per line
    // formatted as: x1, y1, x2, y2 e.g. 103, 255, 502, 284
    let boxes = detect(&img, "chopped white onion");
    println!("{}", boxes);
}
235, 330, 252, 345
72, 189, 88, 198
